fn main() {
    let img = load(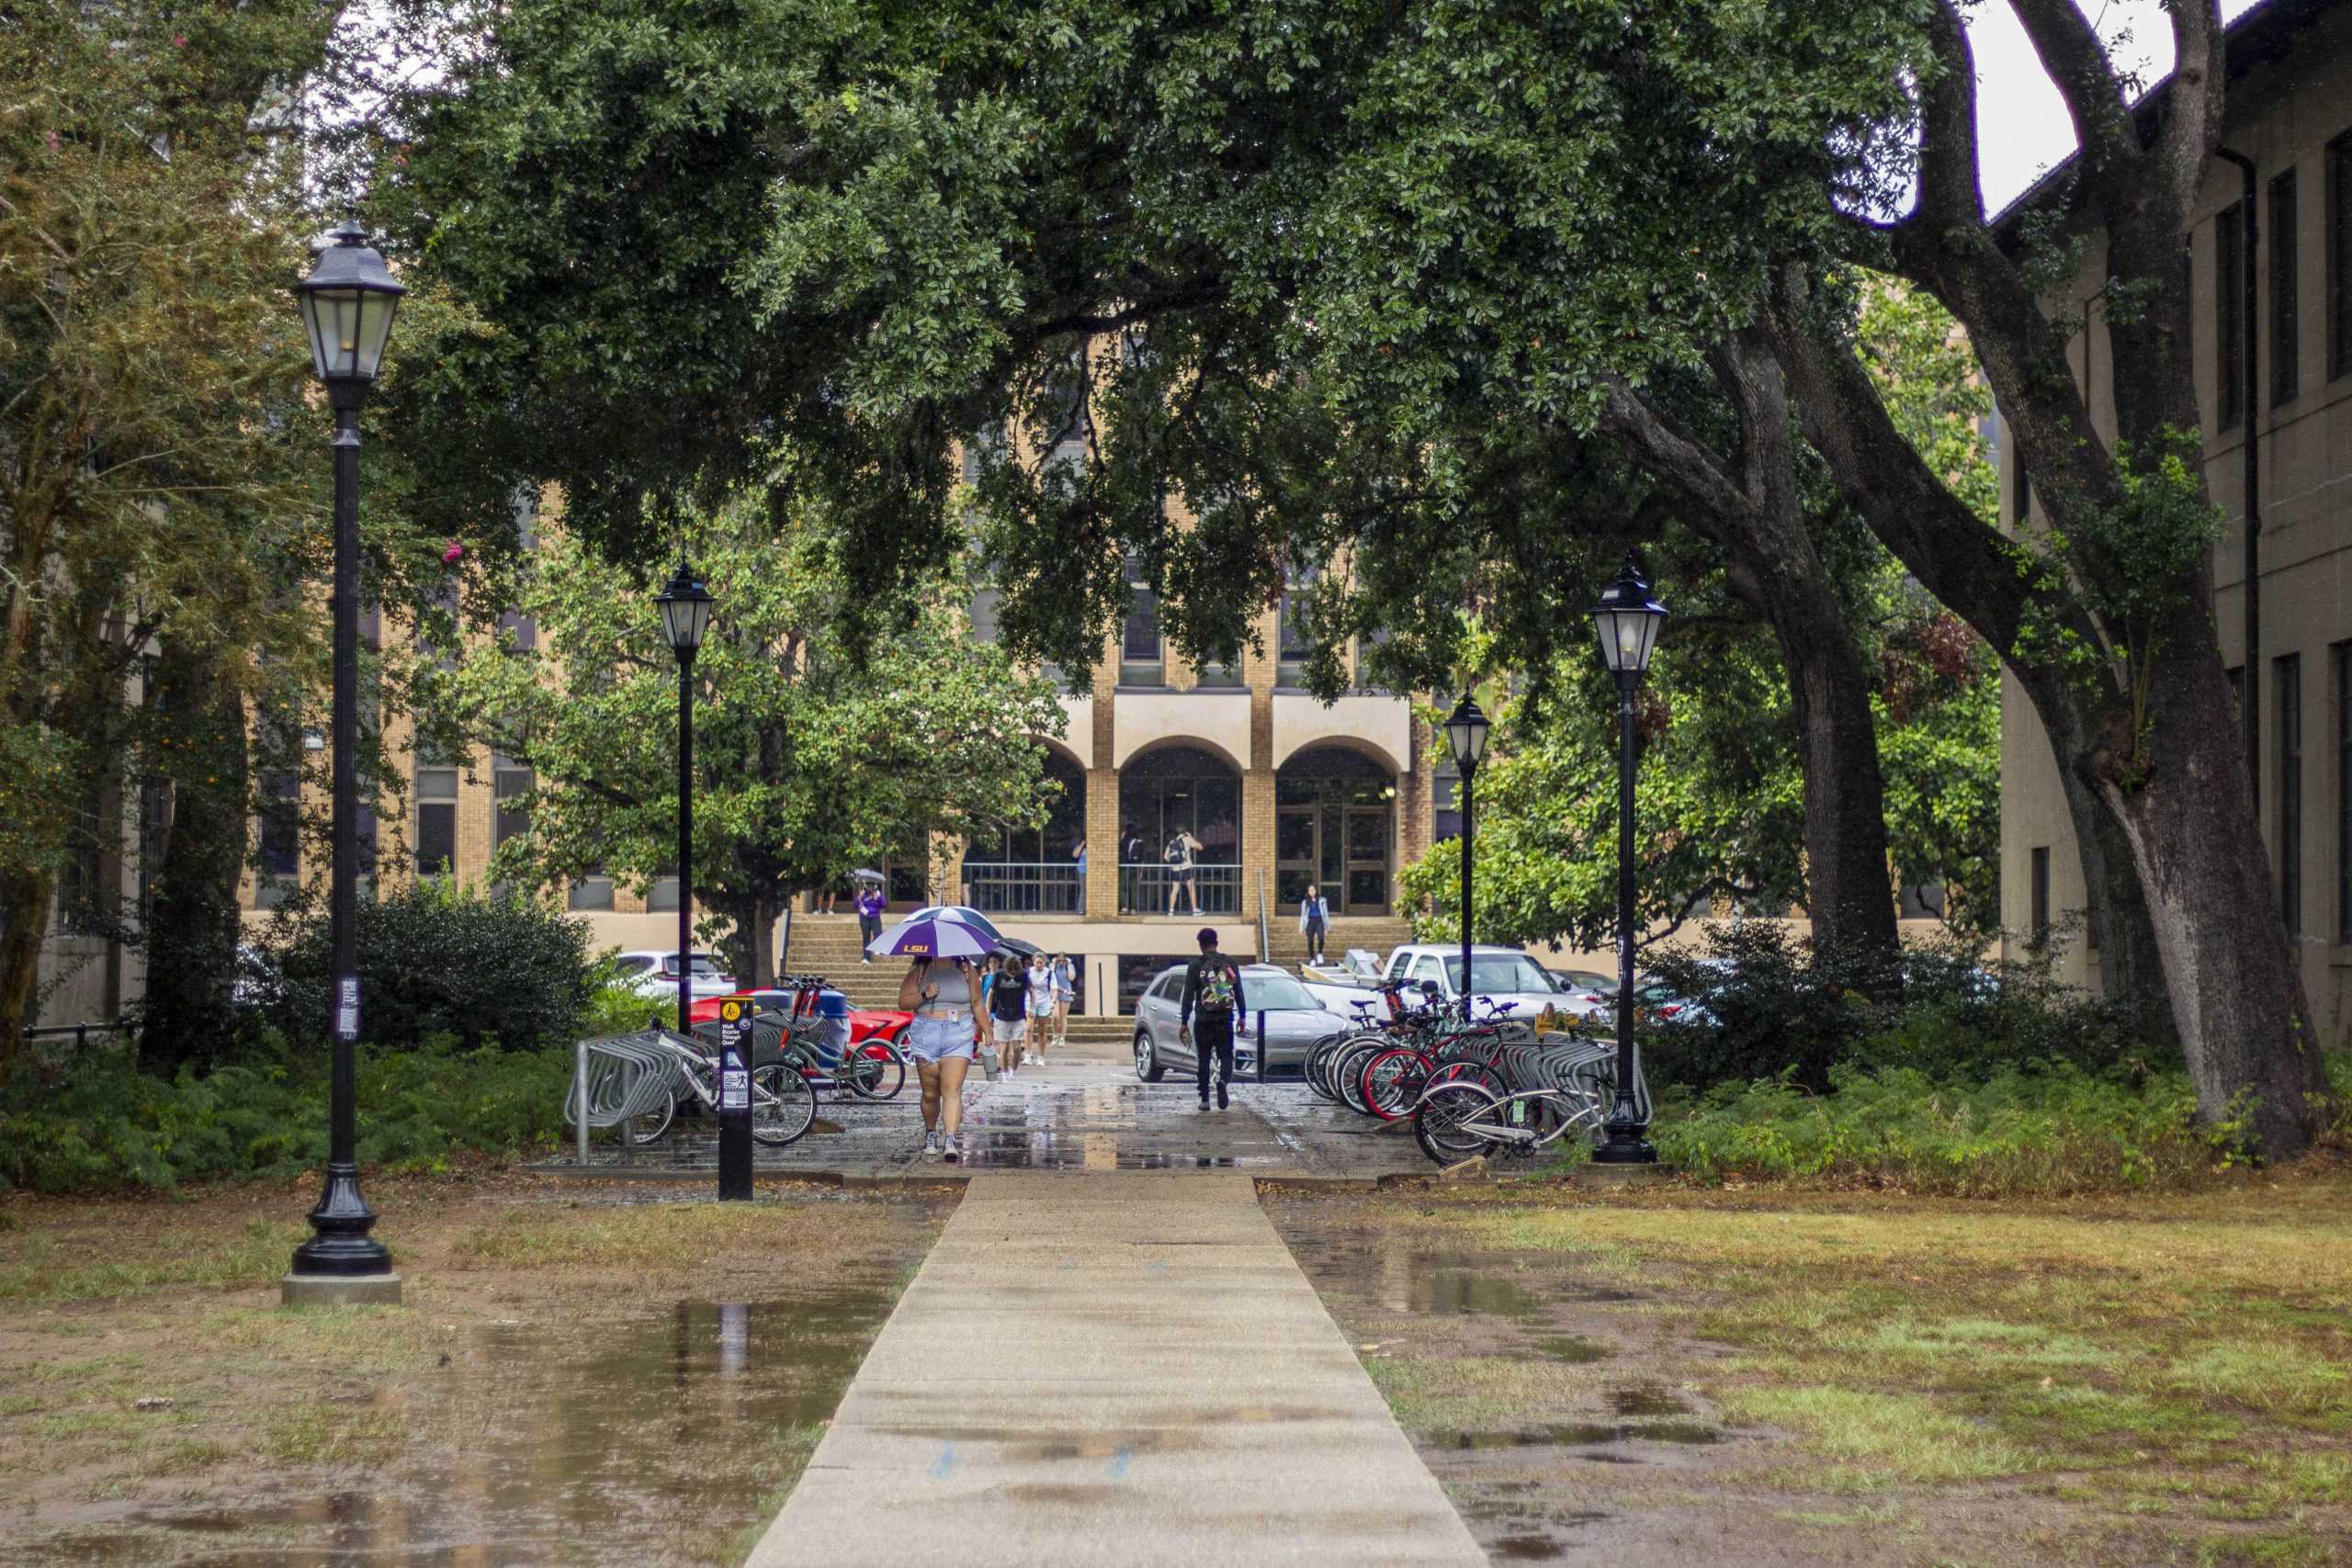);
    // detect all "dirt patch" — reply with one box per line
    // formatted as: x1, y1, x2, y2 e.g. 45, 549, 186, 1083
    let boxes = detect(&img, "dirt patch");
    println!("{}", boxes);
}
0, 1170, 956, 1565
1266, 1173, 2352, 1567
